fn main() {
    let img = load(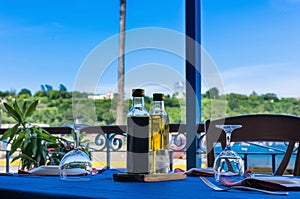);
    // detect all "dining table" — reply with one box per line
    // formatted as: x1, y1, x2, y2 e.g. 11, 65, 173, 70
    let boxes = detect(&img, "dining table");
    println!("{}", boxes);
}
1, 169, 300, 199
